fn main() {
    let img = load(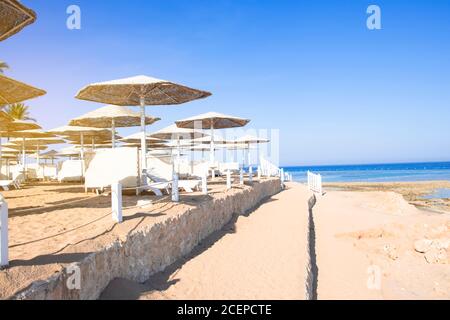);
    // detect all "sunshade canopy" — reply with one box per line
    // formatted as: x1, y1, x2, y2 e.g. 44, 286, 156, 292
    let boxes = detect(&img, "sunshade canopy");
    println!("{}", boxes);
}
9, 137, 65, 146
0, 74, 46, 105
150, 124, 207, 140
0, 0, 36, 42
192, 134, 234, 145
30, 149, 59, 159
49, 125, 112, 137
56, 147, 80, 157
119, 132, 164, 144
123, 142, 167, 149
2, 143, 46, 152
235, 134, 270, 144
175, 112, 250, 129
75, 75, 212, 106
0, 119, 41, 132
5, 129, 54, 139
69, 104, 161, 128
67, 134, 121, 144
